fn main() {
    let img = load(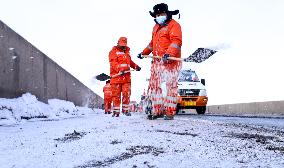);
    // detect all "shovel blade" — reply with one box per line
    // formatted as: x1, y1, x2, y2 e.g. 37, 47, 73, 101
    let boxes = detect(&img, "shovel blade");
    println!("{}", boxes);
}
95, 73, 111, 81
185, 48, 217, 63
